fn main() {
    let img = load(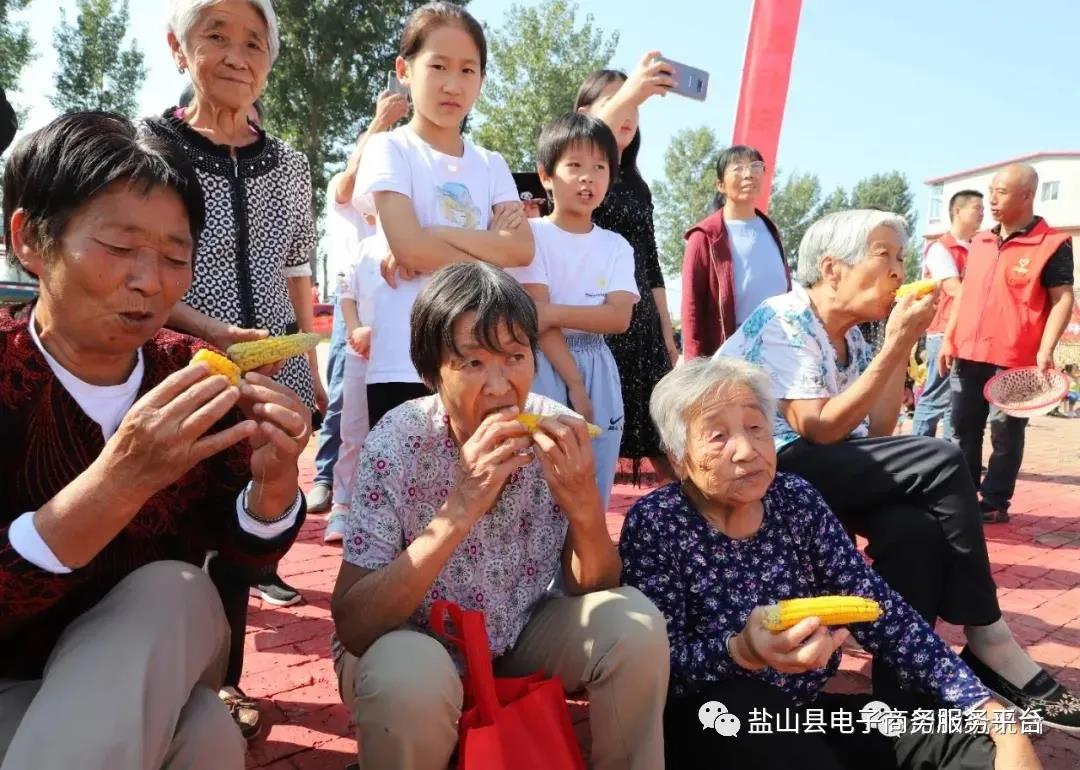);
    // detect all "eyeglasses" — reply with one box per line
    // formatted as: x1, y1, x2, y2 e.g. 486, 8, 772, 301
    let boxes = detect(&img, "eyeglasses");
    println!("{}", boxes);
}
729, 161, 767, 176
